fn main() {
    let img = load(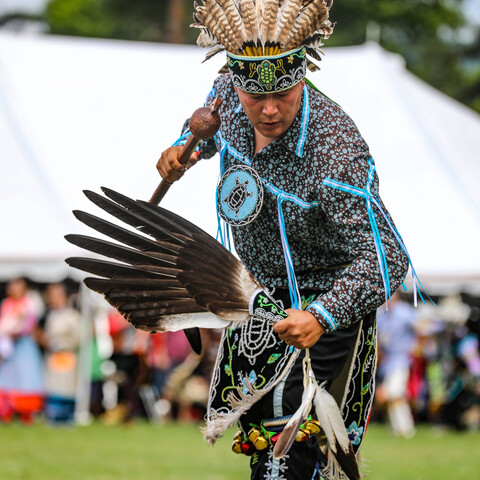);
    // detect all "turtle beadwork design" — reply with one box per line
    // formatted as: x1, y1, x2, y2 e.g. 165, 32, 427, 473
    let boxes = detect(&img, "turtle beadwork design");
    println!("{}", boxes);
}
257, 60, 277, 90
223, 178, 253, 216
217, 164, 264, 226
